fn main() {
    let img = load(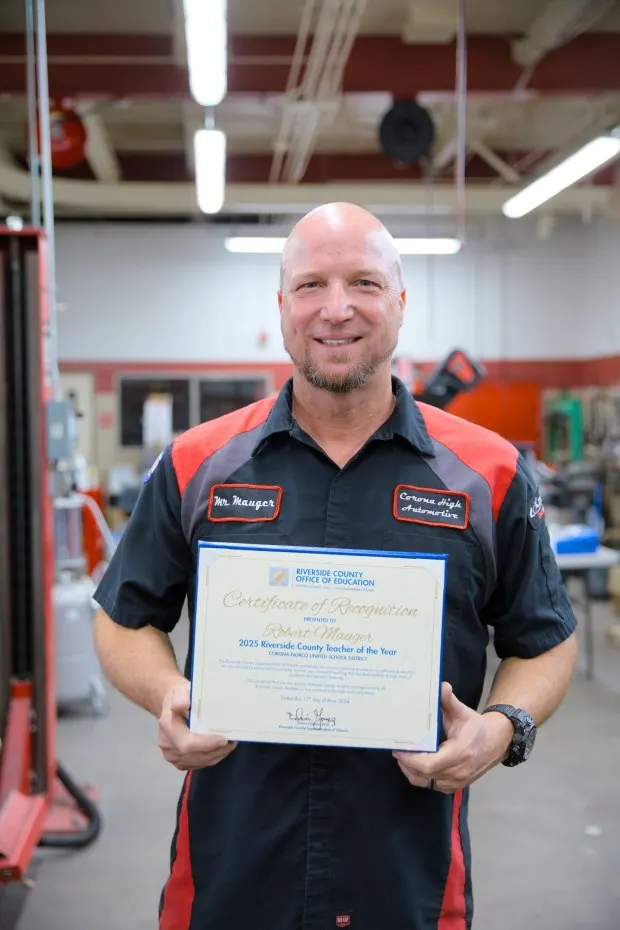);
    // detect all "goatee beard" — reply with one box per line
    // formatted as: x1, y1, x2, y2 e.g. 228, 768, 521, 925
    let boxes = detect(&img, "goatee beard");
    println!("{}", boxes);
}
288, 344, 395, 394
300, 358, 375, 393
